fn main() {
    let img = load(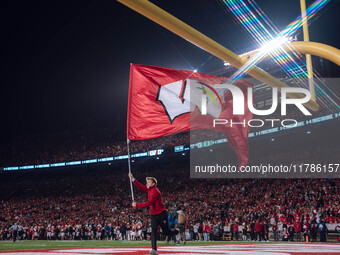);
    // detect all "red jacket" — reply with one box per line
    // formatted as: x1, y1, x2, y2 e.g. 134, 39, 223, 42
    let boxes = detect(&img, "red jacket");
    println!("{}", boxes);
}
293, 221, 302, 232
254, 222, 262, 232
233, 224, 238, 232
133, 179, 166, 215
